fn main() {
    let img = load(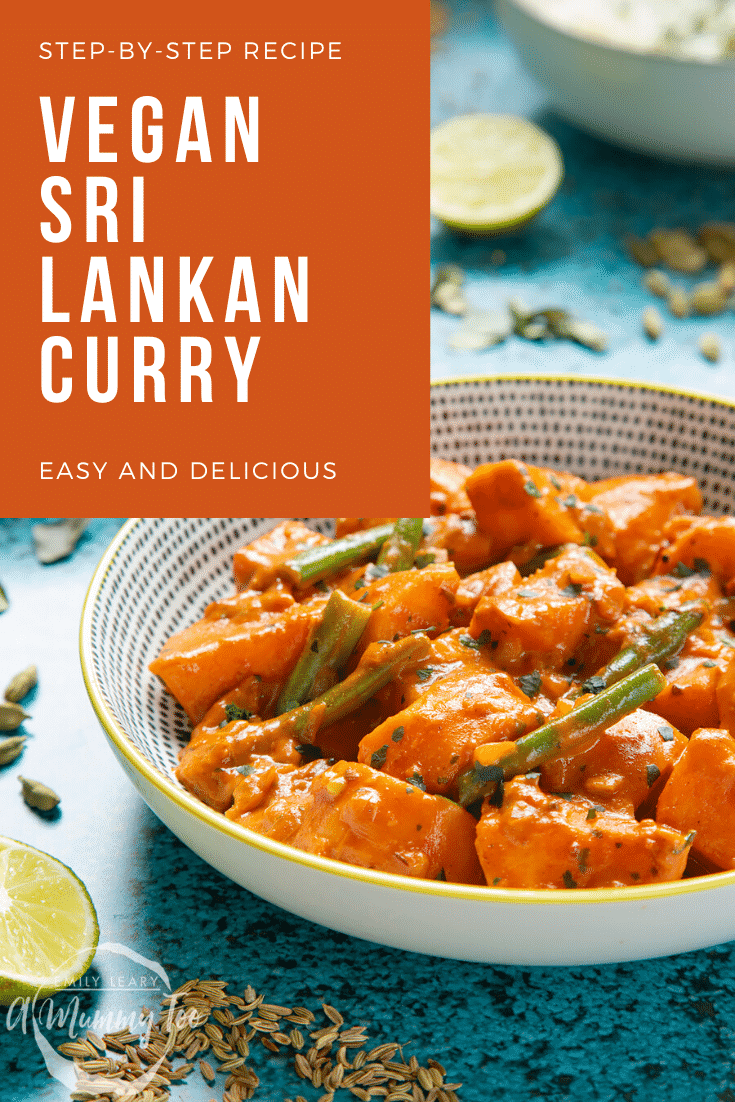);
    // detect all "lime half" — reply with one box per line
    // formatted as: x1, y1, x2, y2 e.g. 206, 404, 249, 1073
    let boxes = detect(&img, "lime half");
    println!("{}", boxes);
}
0, 837, 98, 1005
430, 114, 564, 233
